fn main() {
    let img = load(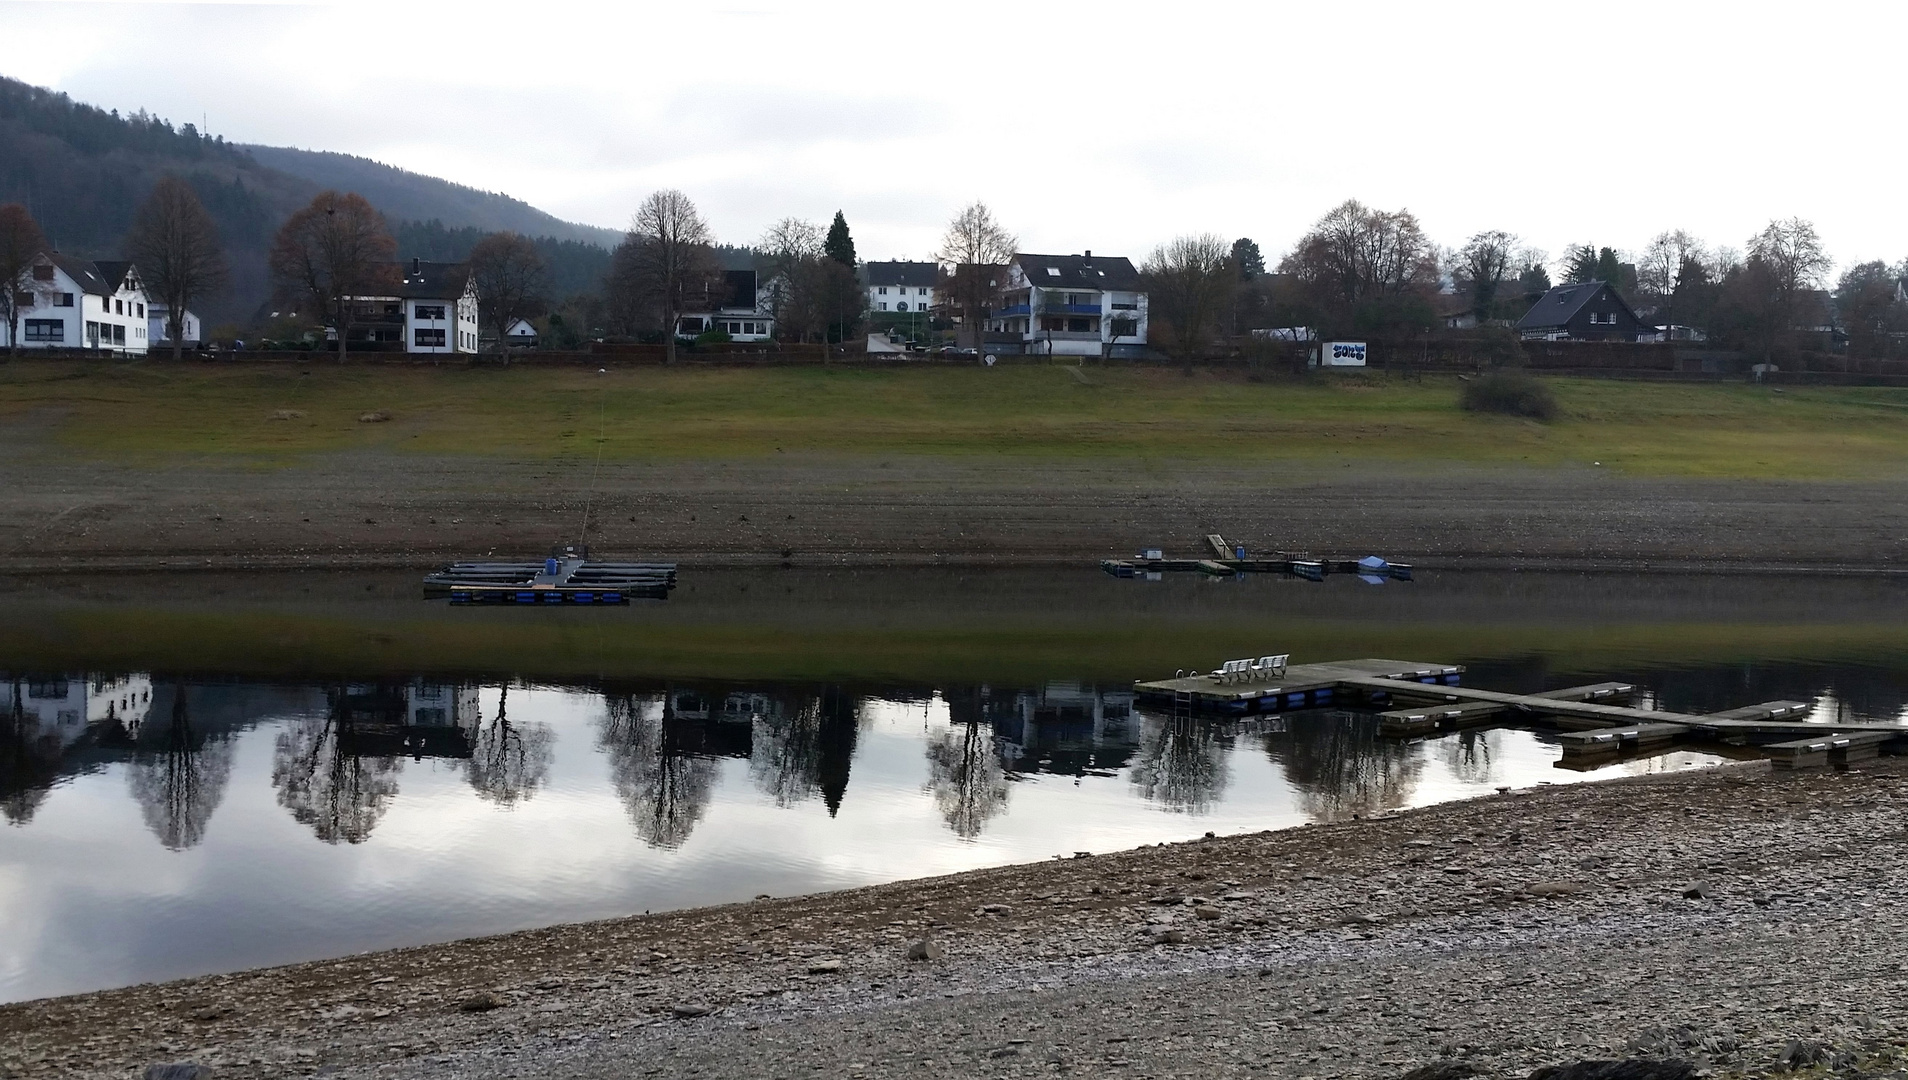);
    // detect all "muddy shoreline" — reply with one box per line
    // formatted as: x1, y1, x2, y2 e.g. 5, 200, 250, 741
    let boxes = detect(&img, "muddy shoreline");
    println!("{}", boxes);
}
7, 759, 1907, 1079
4, 451, 1907, 573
